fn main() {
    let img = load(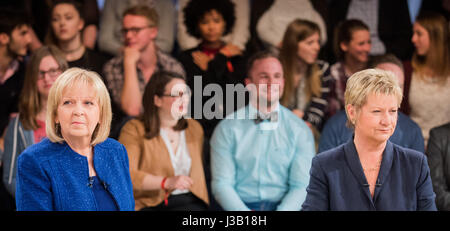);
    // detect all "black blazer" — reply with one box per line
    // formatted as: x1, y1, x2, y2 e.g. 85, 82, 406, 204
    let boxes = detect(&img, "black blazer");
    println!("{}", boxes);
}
427, 122, 450, 210
302, 139, 437, 211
